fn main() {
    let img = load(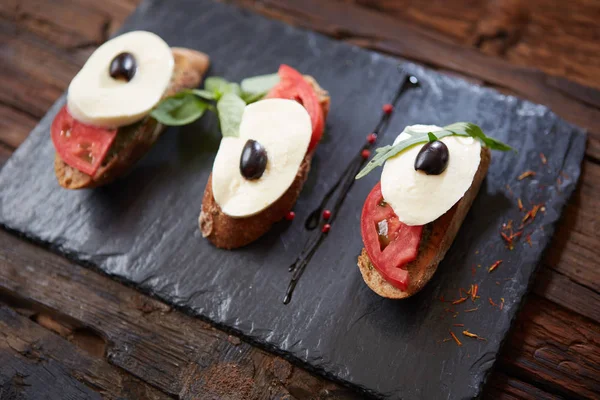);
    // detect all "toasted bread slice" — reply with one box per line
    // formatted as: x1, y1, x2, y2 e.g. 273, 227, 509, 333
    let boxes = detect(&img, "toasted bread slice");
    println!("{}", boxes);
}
357, 147, 491, 299
199, 77, 330, 249
55, 48, 210, 189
